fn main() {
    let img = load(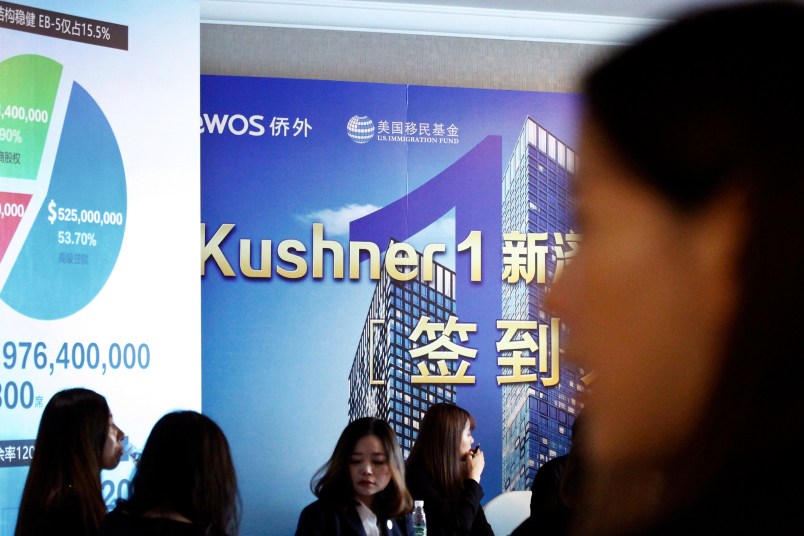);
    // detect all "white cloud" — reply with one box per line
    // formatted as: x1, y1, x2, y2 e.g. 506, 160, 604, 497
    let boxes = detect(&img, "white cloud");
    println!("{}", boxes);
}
298, 204, 381, 236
